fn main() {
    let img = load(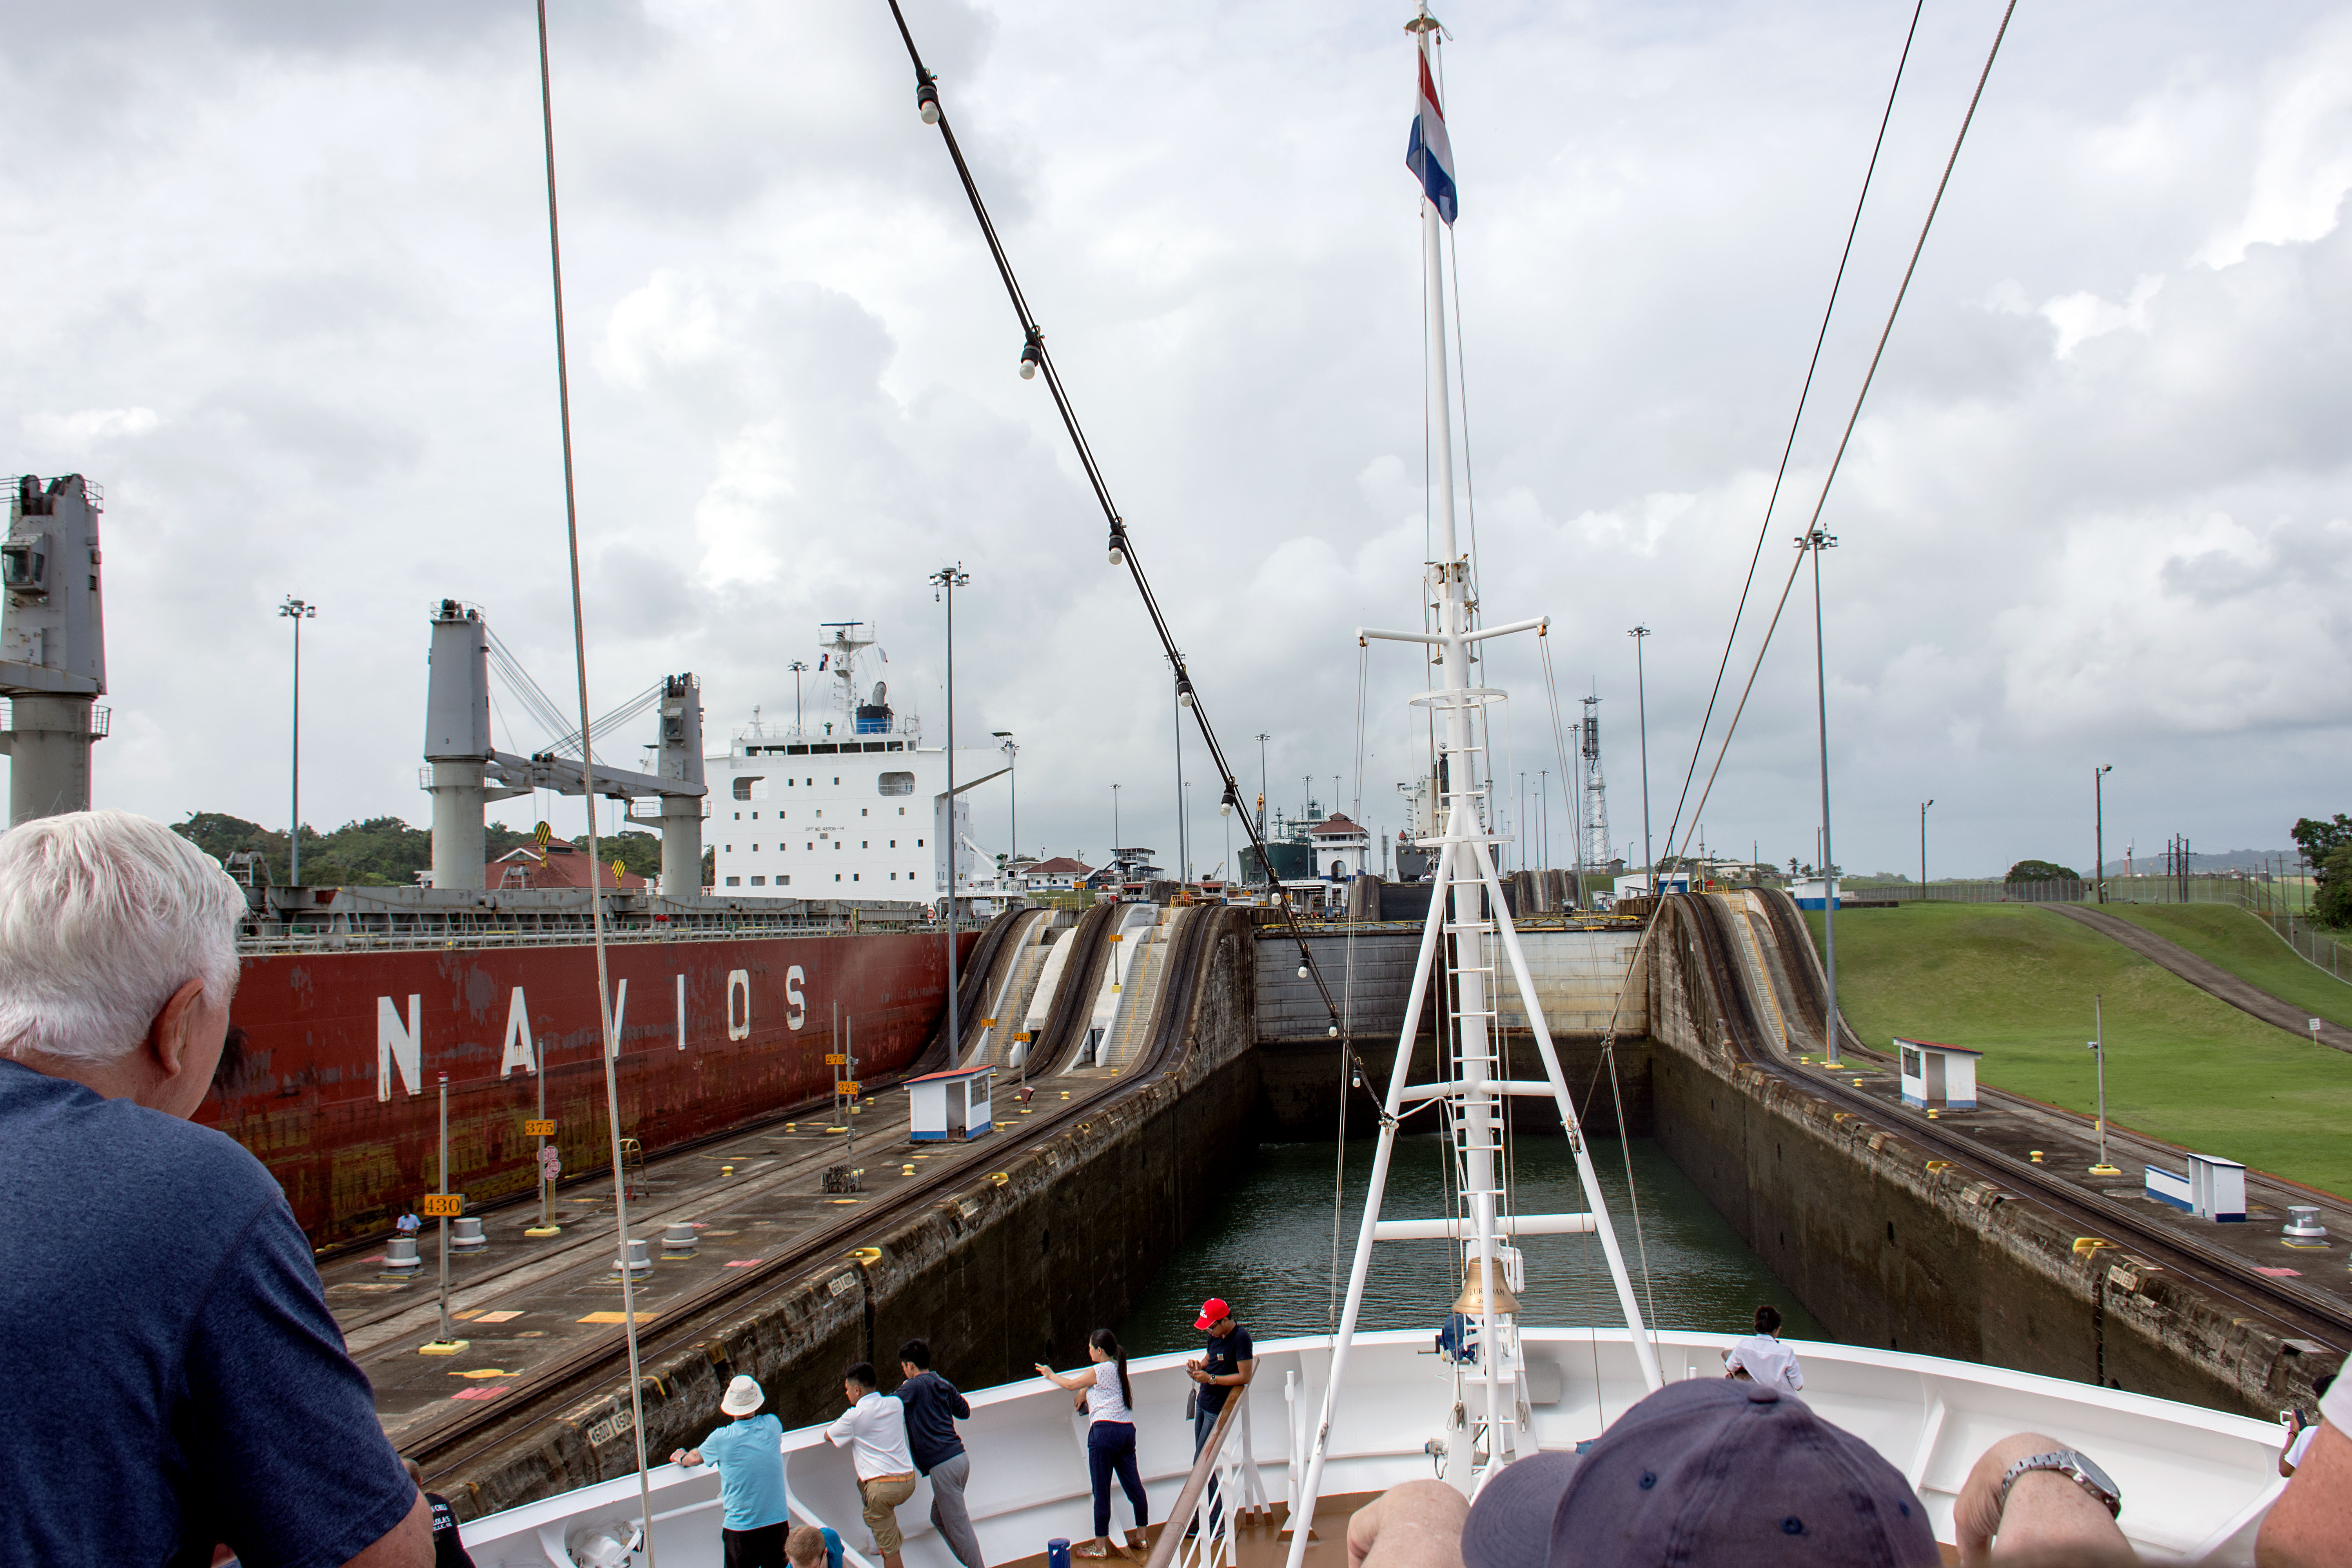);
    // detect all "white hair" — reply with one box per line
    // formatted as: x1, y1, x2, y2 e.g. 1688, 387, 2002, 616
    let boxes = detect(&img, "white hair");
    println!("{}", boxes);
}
0, 809, 245, 1063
